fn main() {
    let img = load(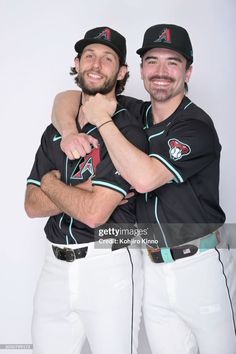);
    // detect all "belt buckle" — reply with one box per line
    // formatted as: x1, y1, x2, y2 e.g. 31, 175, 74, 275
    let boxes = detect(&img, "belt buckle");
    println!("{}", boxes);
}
64, 247, 76, 262
147, 246, 163, 263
